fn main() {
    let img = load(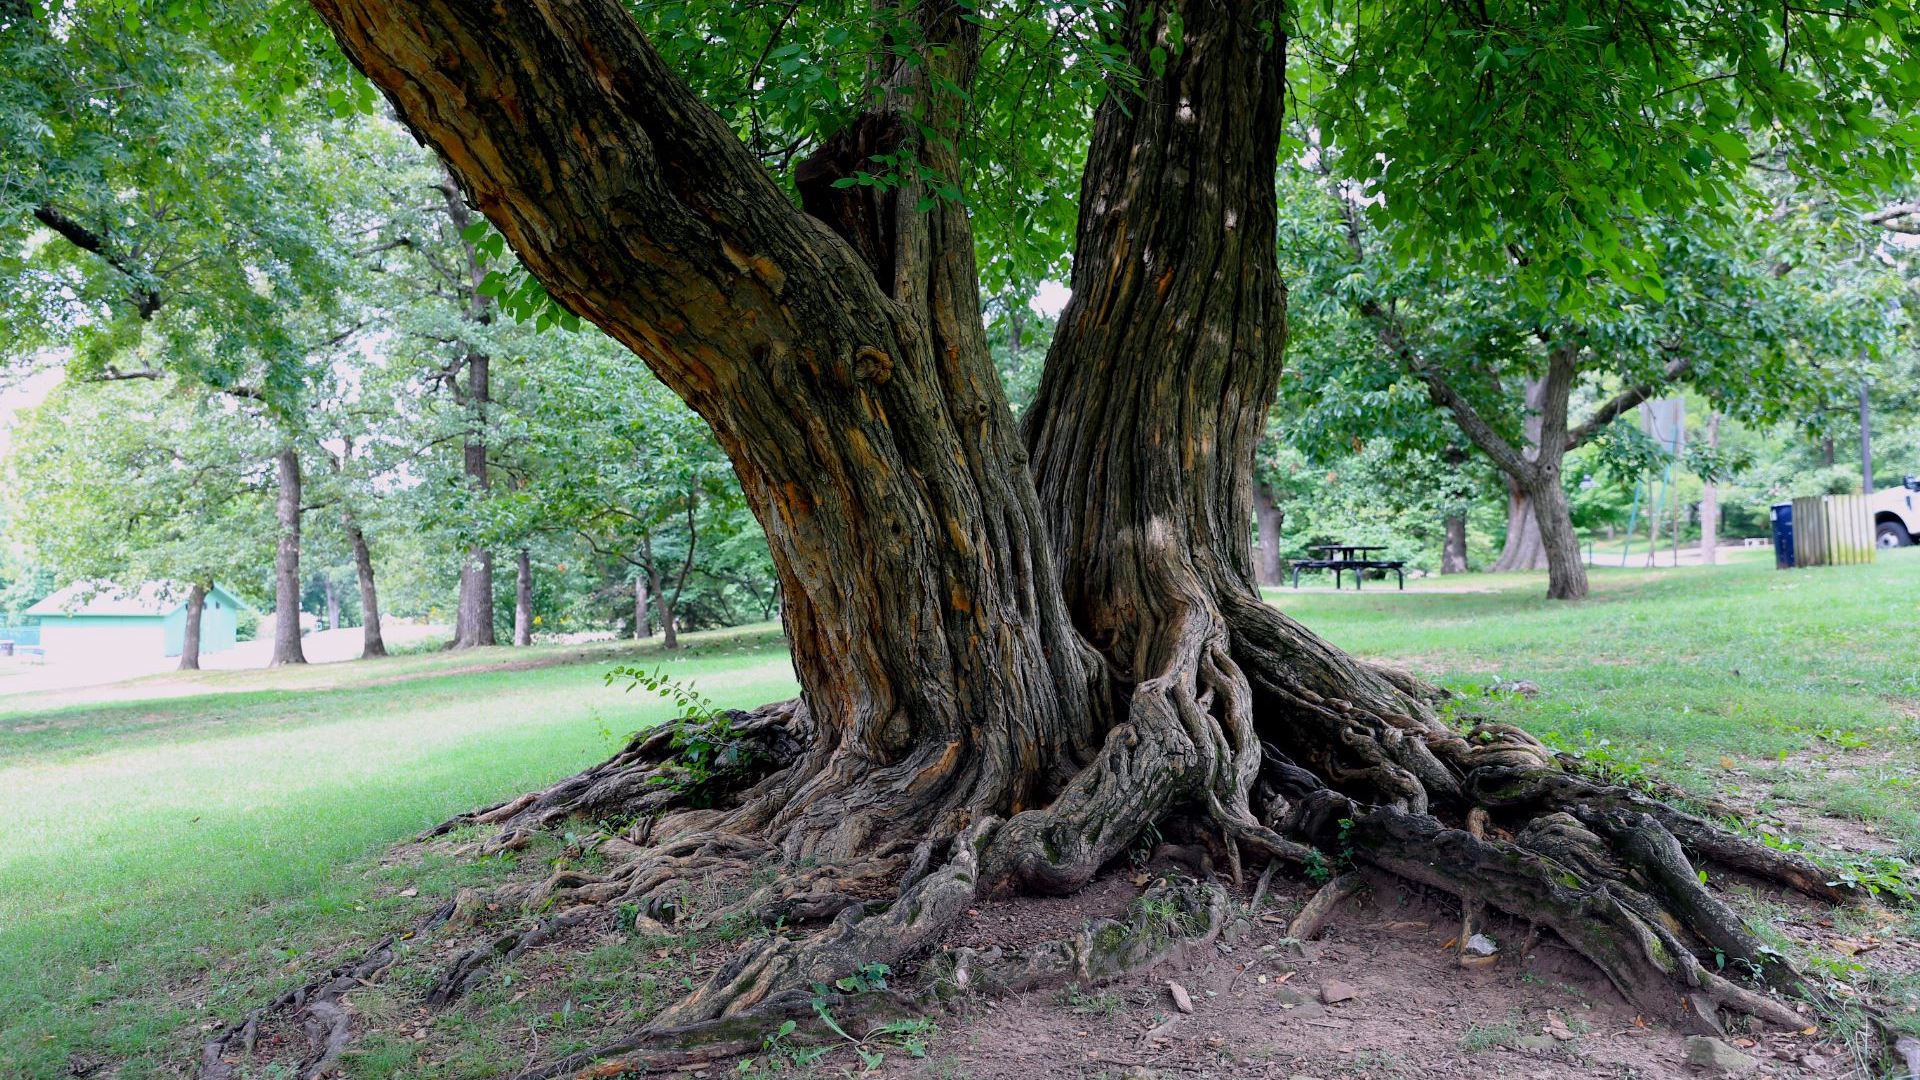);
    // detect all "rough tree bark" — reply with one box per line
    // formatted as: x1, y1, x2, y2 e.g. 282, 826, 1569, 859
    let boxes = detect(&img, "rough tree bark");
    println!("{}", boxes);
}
514, 548, 533, 646
1441, 512, 1469, 574
271, 448, 307, 666
1252, 480, 1286, 586
179, 582, 205, 672
241, 1, 1860, 1071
